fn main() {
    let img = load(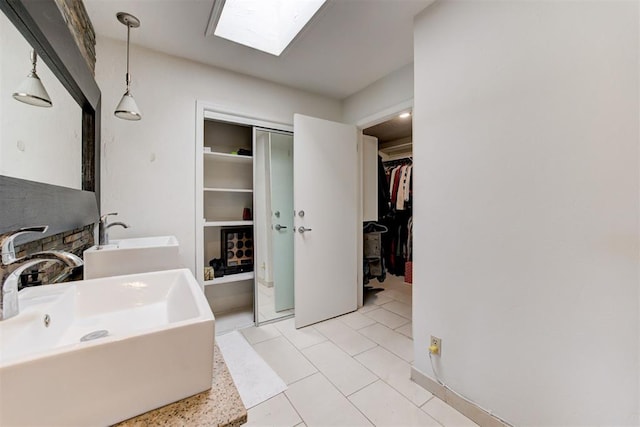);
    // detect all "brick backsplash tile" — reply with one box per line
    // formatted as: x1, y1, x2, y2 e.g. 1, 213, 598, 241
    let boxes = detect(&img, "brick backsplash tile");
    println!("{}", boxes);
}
13, 224, 95, 286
